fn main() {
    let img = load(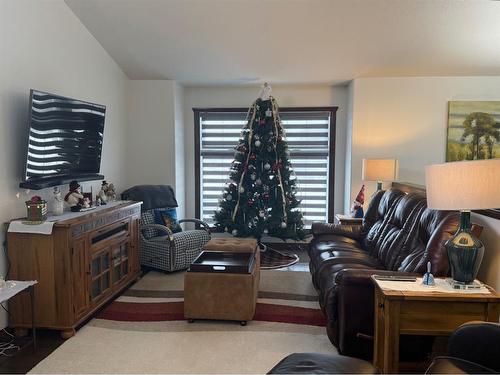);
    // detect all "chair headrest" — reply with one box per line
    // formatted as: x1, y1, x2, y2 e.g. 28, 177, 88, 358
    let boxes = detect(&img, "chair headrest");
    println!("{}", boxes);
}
121, 185, 178, 211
